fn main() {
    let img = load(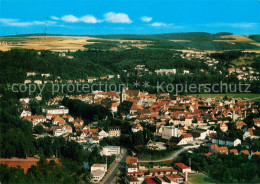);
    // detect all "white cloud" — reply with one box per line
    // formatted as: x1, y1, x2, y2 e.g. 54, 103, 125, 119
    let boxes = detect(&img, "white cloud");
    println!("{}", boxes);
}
80, 15, 98, 23
60, 14, 98, 23
0, 18, 56, 27
151, 22, 167, 27
141, 16, 152, 22
61, 15, 78, 22
104, 12, 132, 23
51, 16, 60, 20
